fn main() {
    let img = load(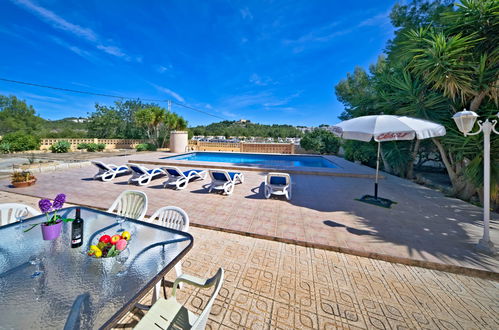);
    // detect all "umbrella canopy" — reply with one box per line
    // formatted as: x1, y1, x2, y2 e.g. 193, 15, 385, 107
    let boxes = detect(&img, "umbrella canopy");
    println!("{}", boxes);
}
331, 115, 446, 142
331, 115, 446, 202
